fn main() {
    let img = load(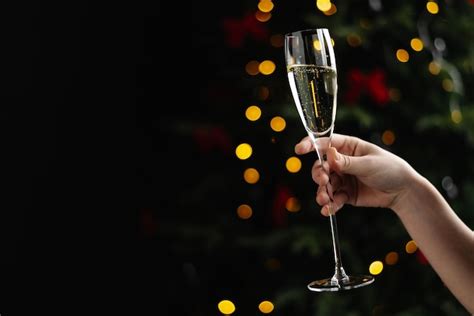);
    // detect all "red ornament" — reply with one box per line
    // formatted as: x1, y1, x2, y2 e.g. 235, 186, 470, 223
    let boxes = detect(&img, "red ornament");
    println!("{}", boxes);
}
271, 184, 292, 227
344, 68, 390, 106
222, 13, 269, 48
192, 126, 232, 154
